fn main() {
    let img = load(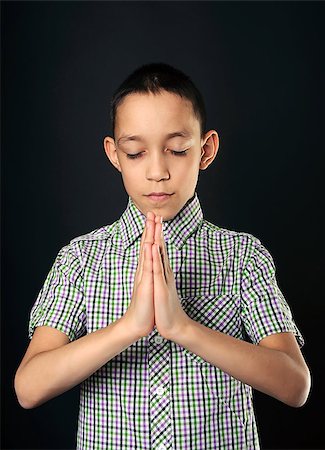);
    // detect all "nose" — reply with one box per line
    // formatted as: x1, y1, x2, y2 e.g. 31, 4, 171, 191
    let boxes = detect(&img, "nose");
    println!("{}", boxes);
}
146, 151, 170, 181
